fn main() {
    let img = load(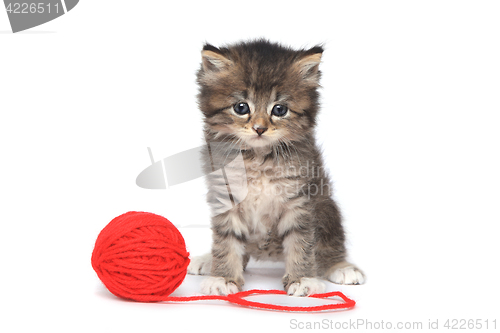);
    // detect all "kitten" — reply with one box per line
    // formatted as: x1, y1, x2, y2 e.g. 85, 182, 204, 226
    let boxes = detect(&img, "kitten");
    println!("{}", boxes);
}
188, 40, 365, 296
